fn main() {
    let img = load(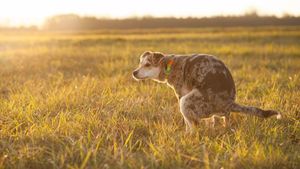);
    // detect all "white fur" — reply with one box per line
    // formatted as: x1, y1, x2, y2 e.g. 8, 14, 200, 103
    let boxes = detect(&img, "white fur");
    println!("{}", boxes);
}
135, 67, 160, 79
